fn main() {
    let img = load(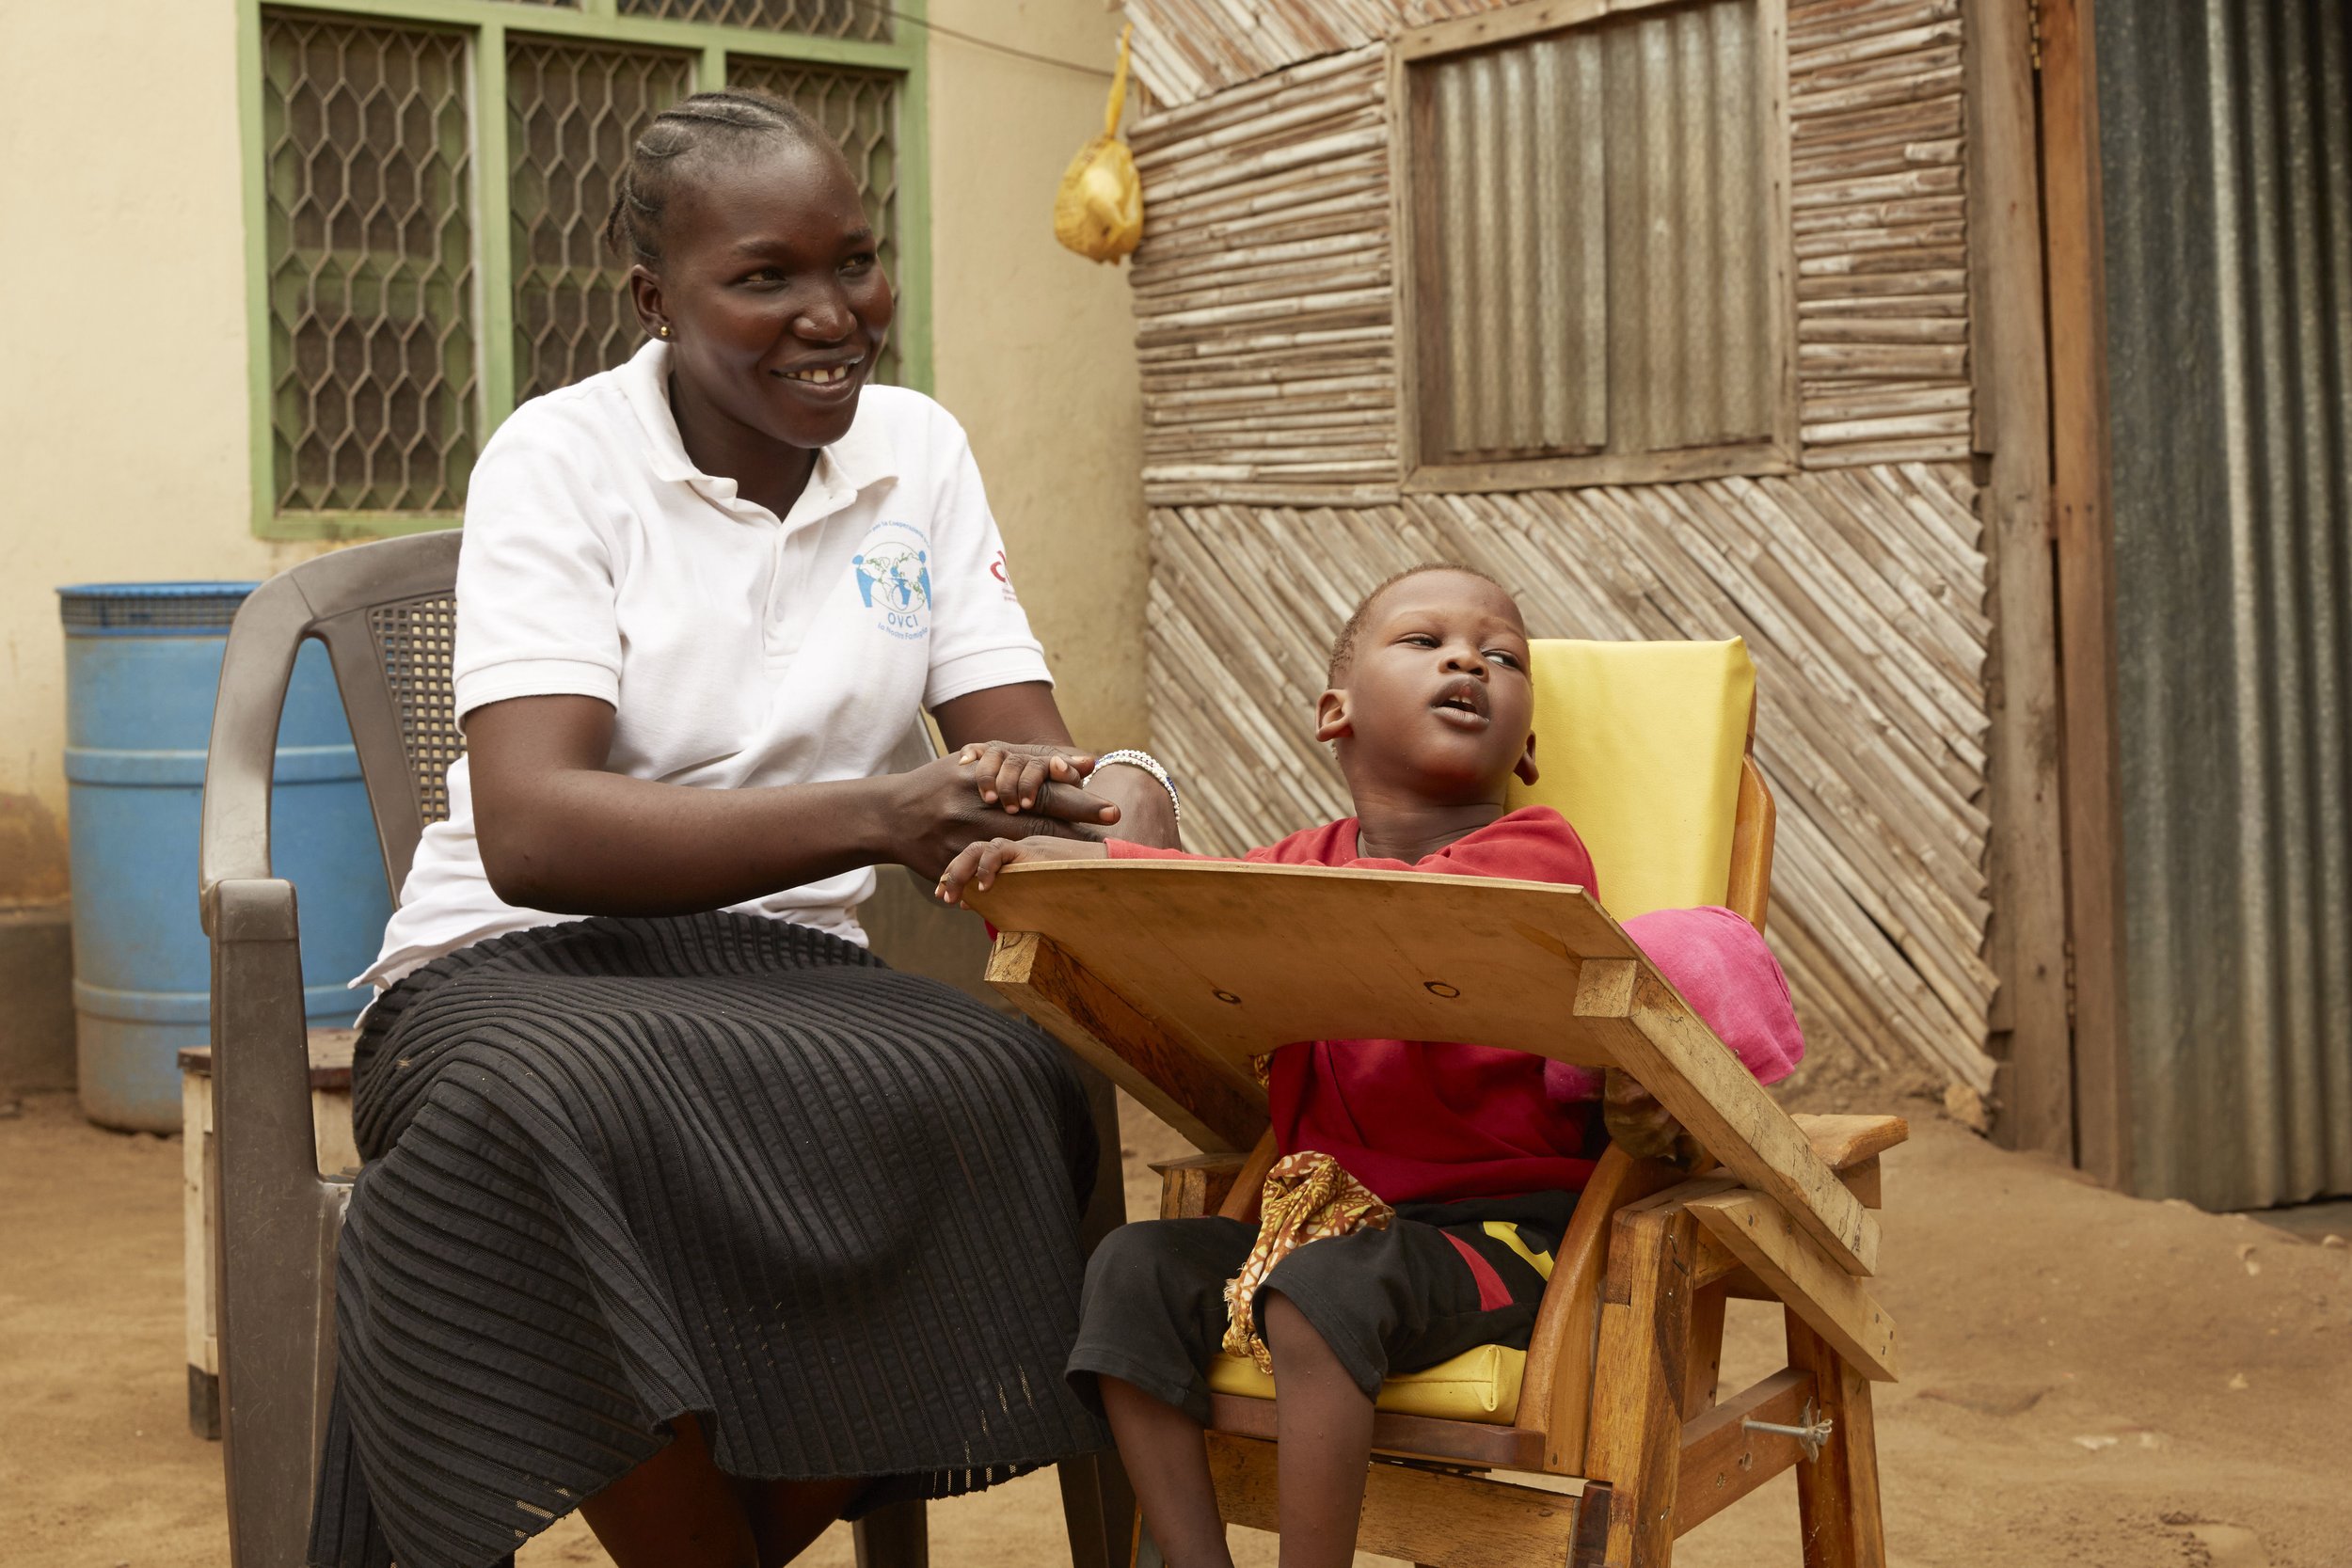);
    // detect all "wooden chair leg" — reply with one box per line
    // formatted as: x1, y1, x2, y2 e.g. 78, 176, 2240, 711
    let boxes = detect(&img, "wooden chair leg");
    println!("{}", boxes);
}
852, 1498, 929, 1568
1682, 1279, 1728, 1419
1059, 1449, 1139, 1568
1582, 1199, 1701, 1567
1784, 1310, 1885, 1568
1062, 1063, 1140, 1568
